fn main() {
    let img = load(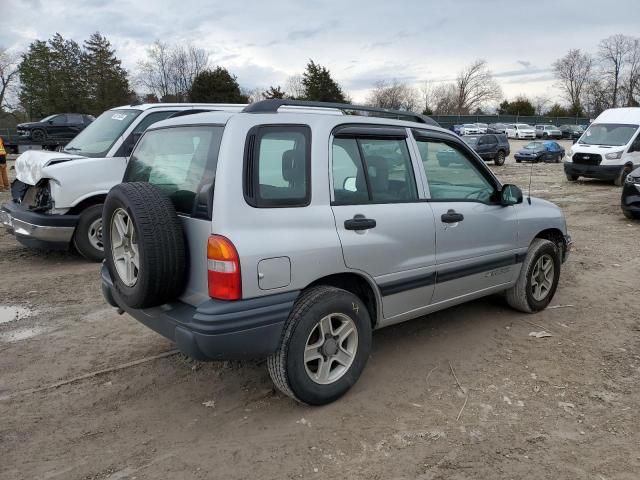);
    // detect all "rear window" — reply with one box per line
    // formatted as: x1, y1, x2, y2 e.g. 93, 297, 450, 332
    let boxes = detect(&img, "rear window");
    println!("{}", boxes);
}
125, 126, 224, 217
